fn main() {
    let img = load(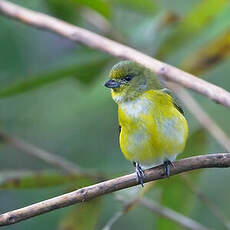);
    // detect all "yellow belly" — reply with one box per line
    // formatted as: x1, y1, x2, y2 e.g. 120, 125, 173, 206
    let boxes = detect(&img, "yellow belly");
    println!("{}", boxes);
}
118, 90, 188, 166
